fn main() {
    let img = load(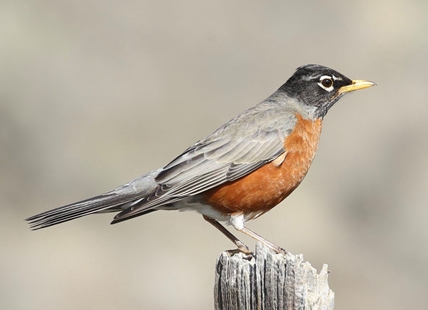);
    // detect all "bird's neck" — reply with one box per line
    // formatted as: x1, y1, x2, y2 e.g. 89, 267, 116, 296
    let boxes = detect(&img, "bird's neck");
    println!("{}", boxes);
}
267, 90, 322, 121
